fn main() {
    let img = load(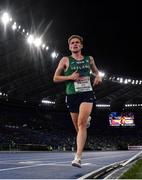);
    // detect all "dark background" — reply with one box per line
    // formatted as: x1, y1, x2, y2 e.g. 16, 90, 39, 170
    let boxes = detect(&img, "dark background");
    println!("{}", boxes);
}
0, 0, 141, 77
